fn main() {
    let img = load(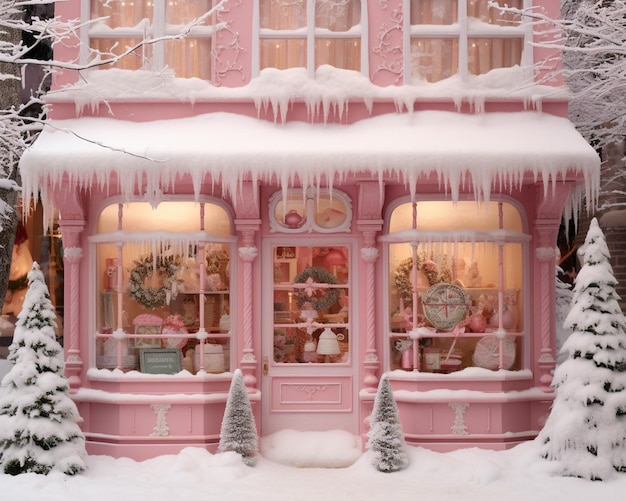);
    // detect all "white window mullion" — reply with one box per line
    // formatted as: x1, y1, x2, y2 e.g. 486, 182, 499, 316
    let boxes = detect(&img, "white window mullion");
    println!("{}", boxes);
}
458, 0, 468, 80
307, 0, 315, 78
152, 0, 166, 71
252, 0, 261, 76
403, 0, 410, 84
360, 0, 368, 77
